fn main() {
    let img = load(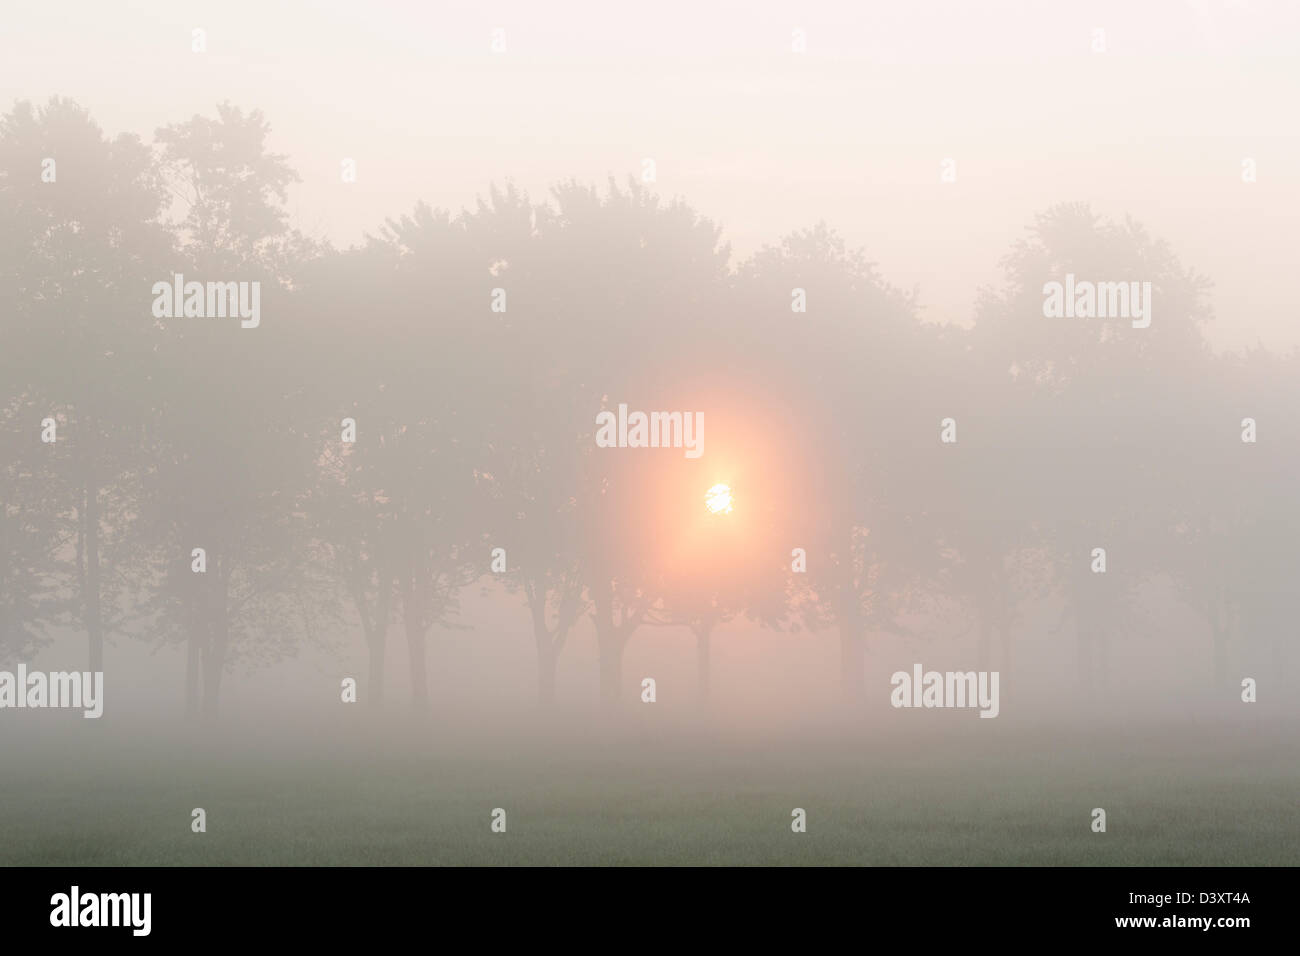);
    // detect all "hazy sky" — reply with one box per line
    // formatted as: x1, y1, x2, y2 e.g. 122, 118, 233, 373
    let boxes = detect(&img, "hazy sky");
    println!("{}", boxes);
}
4, 0, 1297, 351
